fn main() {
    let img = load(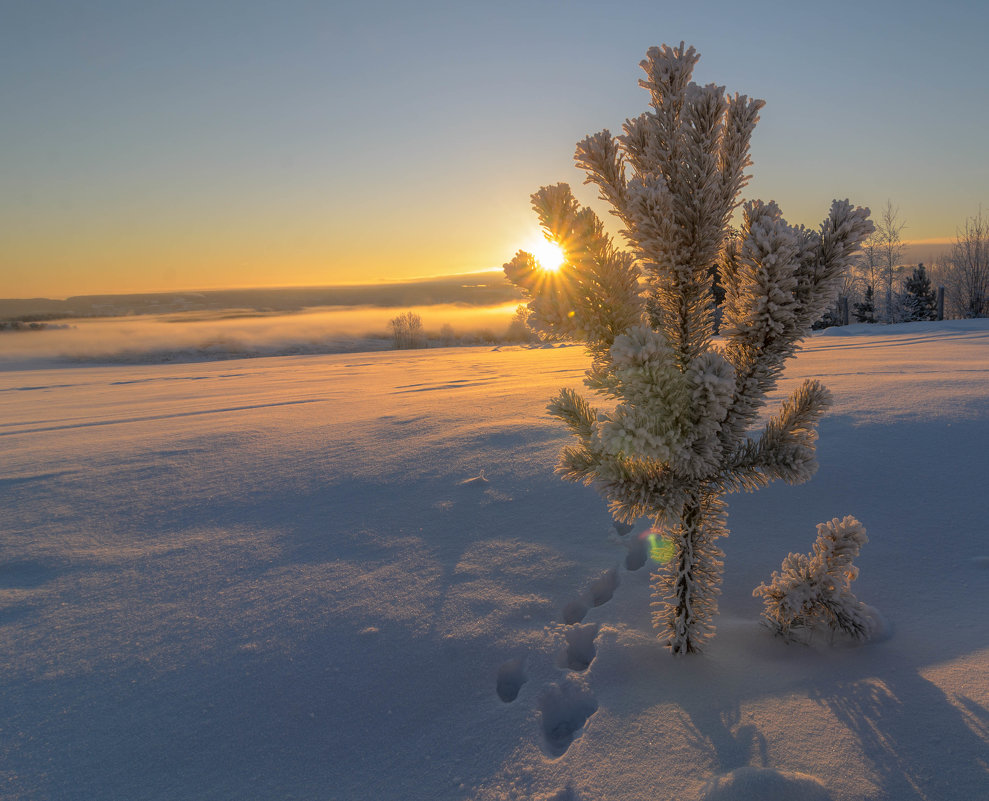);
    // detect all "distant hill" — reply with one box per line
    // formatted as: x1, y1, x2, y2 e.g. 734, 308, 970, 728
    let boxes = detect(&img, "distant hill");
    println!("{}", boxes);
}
0, 271, 524, 321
